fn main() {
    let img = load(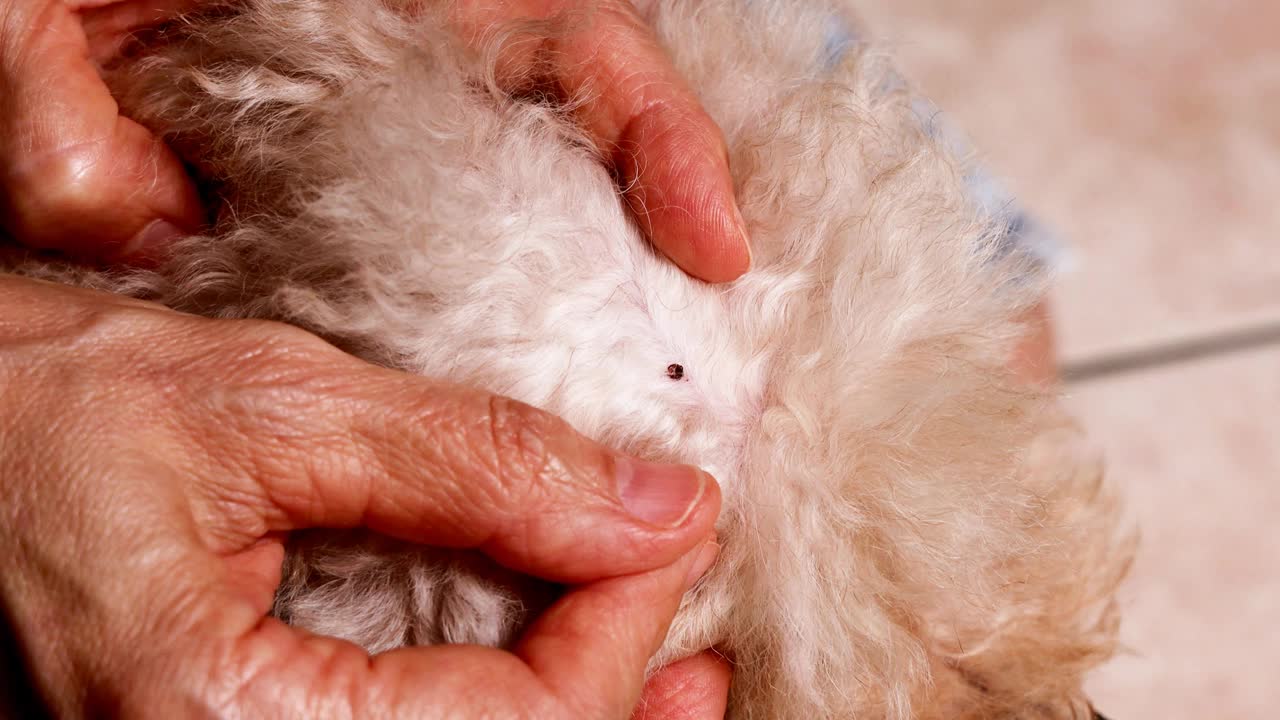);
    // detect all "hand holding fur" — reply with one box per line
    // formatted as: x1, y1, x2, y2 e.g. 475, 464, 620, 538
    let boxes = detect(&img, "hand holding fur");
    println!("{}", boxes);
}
0, 275, 723, 717
4, 1, 1130, 717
